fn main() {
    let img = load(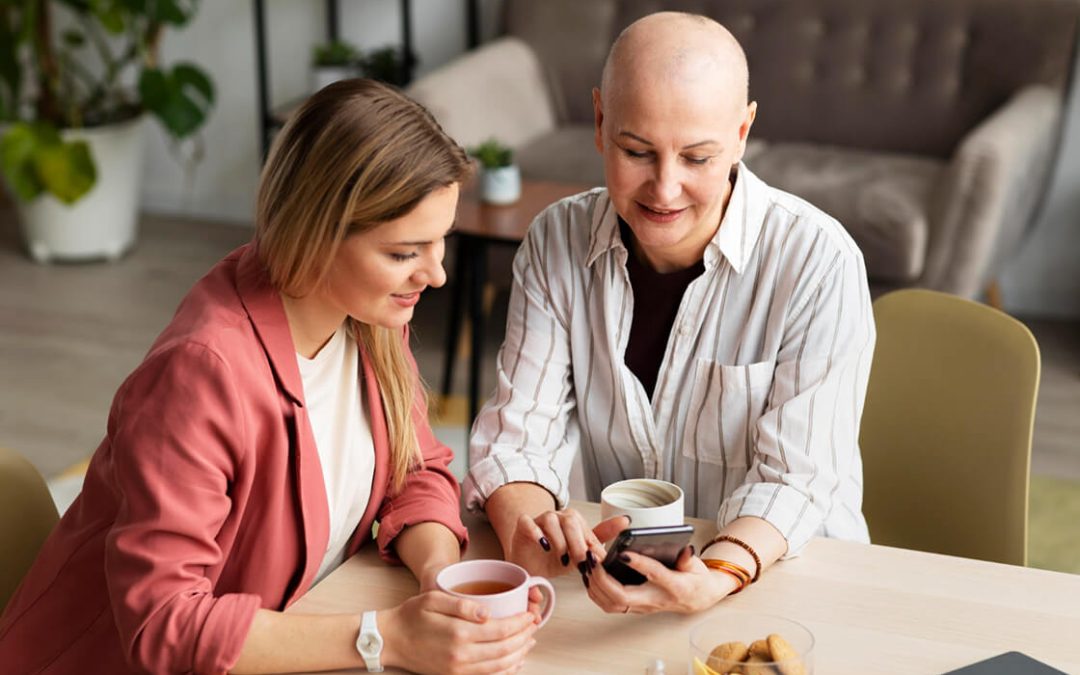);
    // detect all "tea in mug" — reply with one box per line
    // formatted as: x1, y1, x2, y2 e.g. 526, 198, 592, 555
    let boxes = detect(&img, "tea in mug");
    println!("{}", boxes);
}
450, 580, 516, 595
